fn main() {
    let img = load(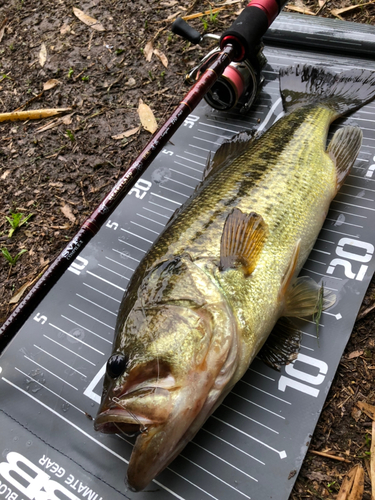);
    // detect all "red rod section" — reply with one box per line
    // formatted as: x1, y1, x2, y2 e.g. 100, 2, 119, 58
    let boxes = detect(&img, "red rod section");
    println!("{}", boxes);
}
0, 44, 235, 353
